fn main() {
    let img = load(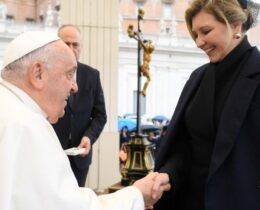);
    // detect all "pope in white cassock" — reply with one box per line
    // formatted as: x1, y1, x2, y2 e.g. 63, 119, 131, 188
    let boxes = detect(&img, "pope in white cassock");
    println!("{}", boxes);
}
0, 31, 170, 210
